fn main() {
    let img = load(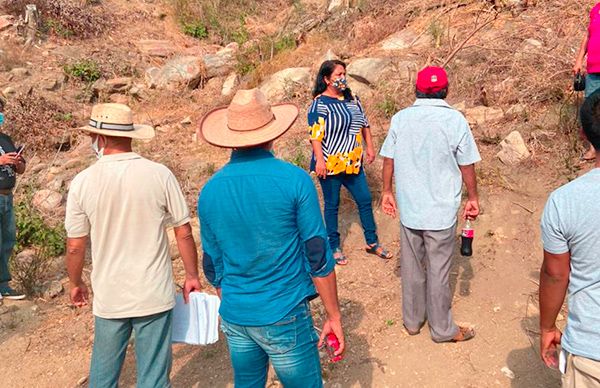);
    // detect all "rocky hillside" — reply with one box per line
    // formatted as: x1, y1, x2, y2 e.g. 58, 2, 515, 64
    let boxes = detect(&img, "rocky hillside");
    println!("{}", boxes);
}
0, 0, 590, 386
